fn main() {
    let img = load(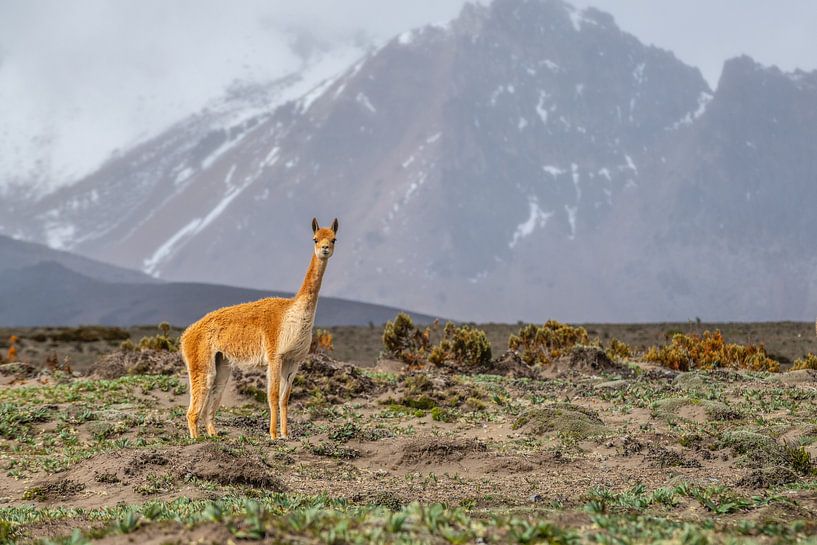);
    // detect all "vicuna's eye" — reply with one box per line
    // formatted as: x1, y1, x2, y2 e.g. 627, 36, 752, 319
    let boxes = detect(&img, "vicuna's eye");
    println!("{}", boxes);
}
331, 239, 337, 243
313, 238, 318, 243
